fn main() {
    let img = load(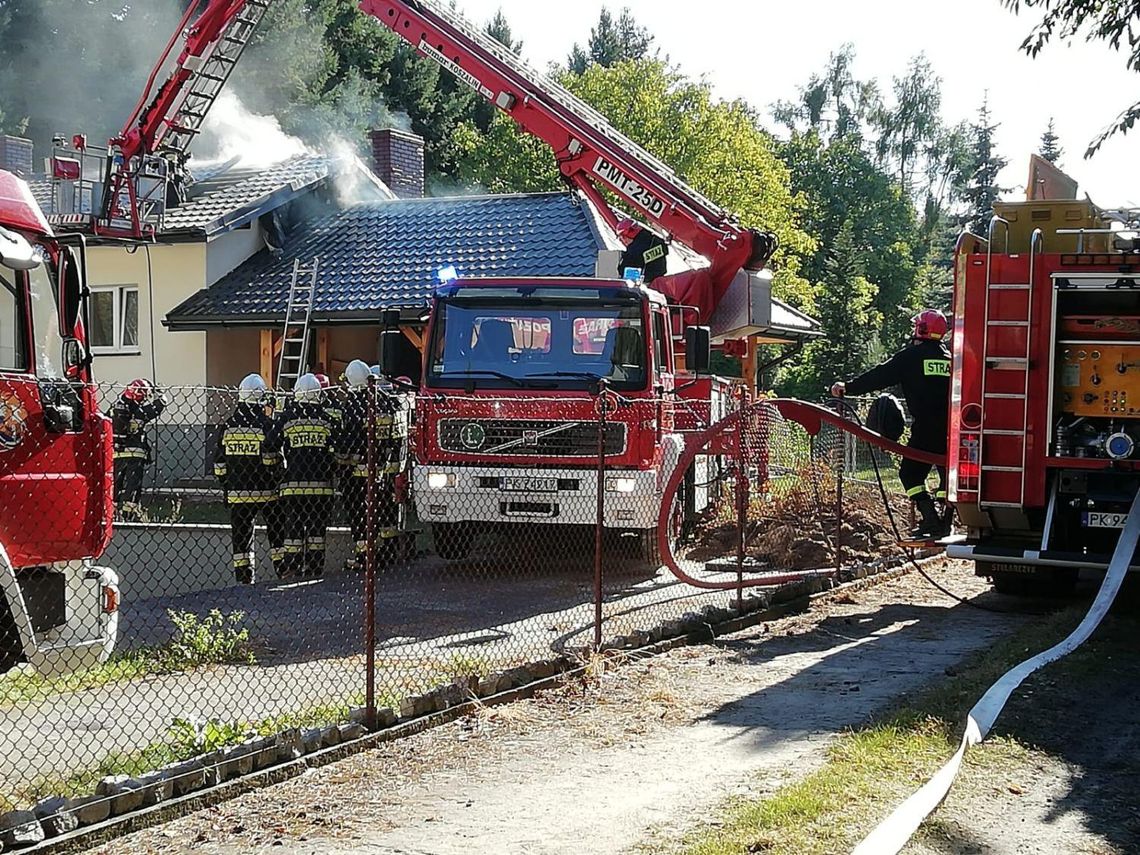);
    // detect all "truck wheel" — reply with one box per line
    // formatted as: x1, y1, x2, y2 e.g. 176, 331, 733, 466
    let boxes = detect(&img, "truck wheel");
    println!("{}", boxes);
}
433, 523, 473, 561
0, 598, 21, 674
